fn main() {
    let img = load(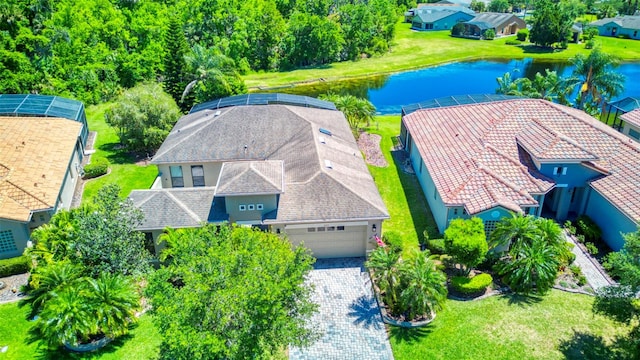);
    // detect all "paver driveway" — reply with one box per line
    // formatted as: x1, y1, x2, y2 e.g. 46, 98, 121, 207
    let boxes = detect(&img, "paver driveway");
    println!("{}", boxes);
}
290, 258, 394, 360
